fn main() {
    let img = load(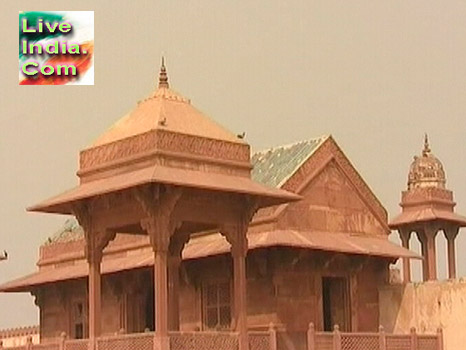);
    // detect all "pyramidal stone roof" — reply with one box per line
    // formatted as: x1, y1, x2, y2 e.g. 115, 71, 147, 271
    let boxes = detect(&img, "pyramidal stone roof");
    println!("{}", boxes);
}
46, 136, 328, 244
30, 60, 299, 214
91, 59, 242, 147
